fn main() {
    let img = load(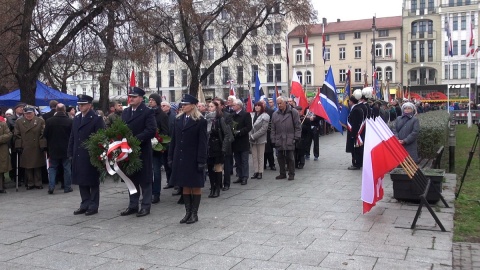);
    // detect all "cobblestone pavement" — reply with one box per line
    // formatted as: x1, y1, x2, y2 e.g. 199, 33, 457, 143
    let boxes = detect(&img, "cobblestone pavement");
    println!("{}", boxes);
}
453, 242, 480, 270
0, 132, 461, 269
